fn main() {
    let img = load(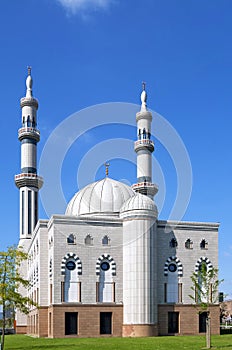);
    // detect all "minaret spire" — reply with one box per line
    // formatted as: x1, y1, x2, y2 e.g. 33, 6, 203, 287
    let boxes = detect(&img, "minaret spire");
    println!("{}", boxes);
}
104, 162, 110, 177
132, 84, 158, 199
141, 81, 147, 111
26, 66, 33, 98
15, 68, 43, 242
